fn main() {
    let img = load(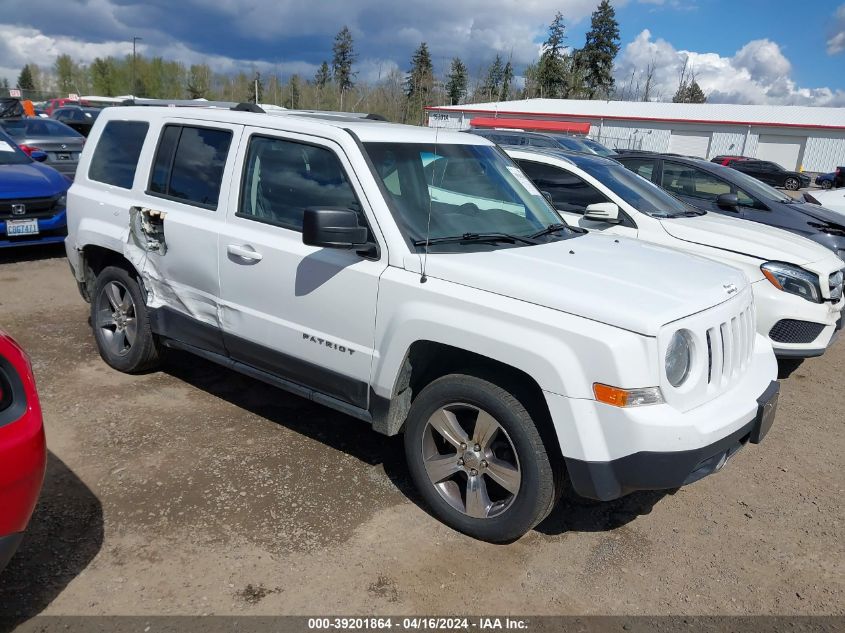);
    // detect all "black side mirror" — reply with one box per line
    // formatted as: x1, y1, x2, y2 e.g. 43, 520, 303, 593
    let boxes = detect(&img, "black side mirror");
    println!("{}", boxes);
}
302, 208, 369, 250
716, 193, 739, 210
